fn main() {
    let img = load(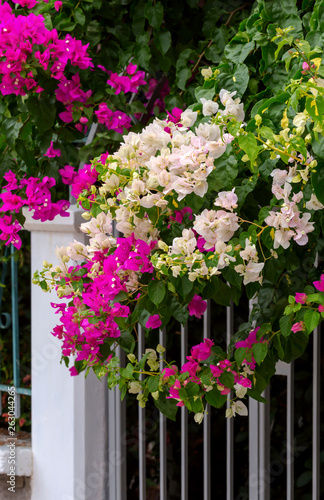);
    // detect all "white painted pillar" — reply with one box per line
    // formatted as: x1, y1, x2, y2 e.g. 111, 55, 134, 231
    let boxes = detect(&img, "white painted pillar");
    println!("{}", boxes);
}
24, 208, 108, 500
